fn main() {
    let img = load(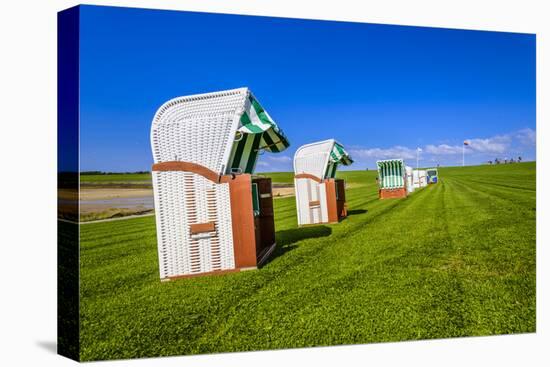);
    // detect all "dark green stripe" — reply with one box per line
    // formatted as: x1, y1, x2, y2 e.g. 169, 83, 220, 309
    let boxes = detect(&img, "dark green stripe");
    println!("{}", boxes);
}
335, 144, 345, 157
240, 111, 251, 125
231, 134, 248, 170
261, 130, 279, 153
326, 163, 335, 178
388, 162, 392, 187
278, 132, 290, 149
245, 134, 262, 173
268, 129, 285, 152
